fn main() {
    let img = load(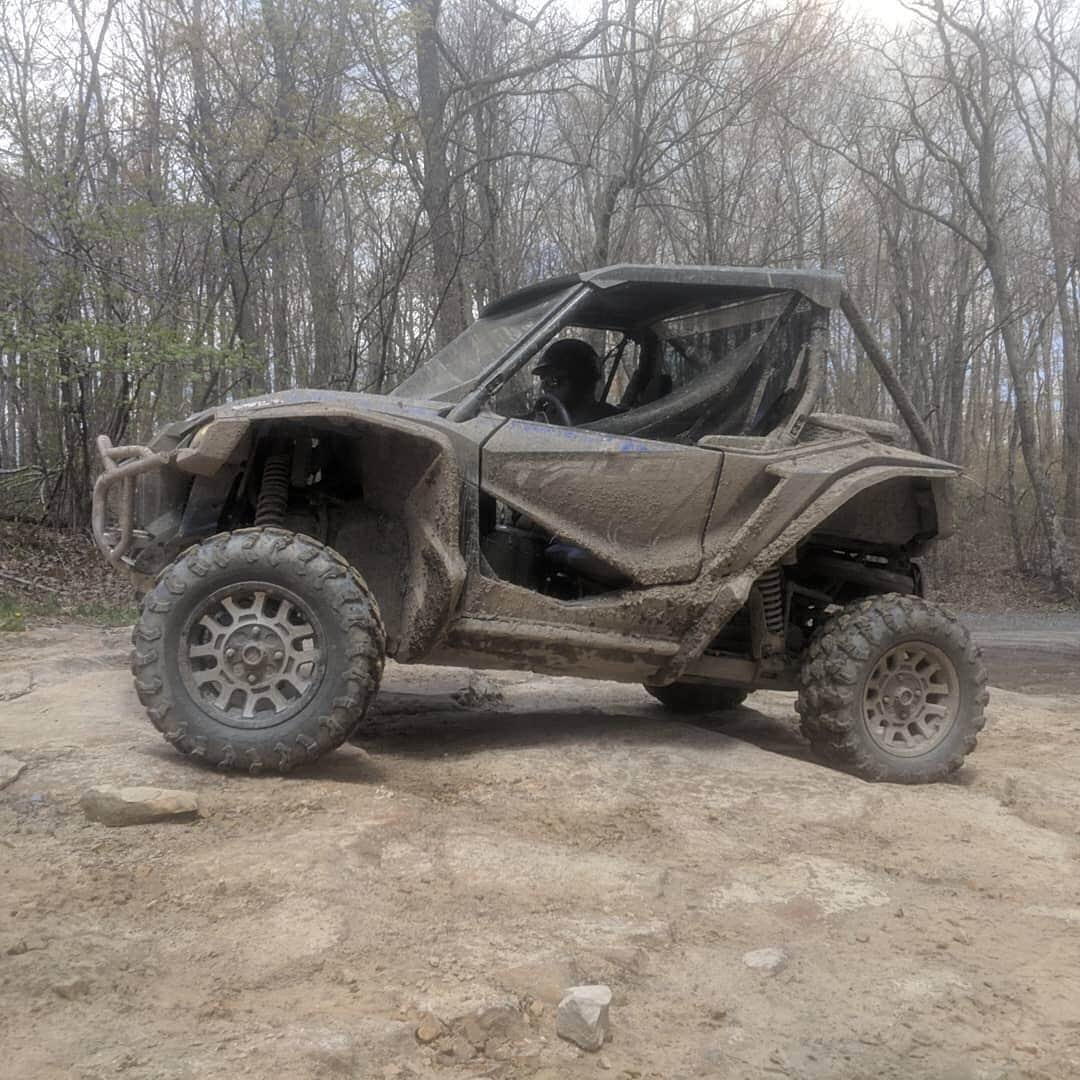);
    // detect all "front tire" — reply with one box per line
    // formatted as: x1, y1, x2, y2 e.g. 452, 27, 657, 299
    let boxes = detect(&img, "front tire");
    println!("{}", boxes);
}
645, 682, 748, 713
132, 528, 385, 773
796, 594, 988, 783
